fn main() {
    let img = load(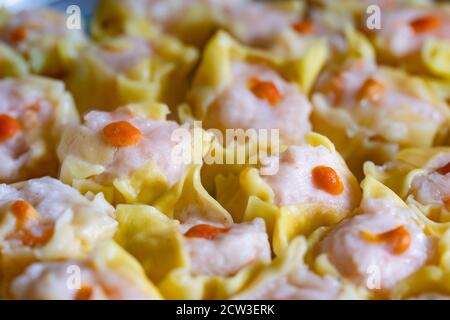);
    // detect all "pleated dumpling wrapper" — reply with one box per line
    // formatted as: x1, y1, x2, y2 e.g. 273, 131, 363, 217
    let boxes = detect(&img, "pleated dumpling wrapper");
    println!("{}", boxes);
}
312, 56, 450, 178
364, 147, 450, 222
115, 204, 272, 299
0, 76, 79, 183
233, 237, 368, 300
92, 0, 302, 48
0, 177, 117, 284
0, 43, 29, 77
58, 104, 207, 205
153, 165, 233, 225
371, 3, 450, 79
310, 177, 439, 296
4, 241, 161, 300
64, 34, 197, 113
0, 8, 86, 76
186, 31, 327, 146
212, 132, 361, 256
